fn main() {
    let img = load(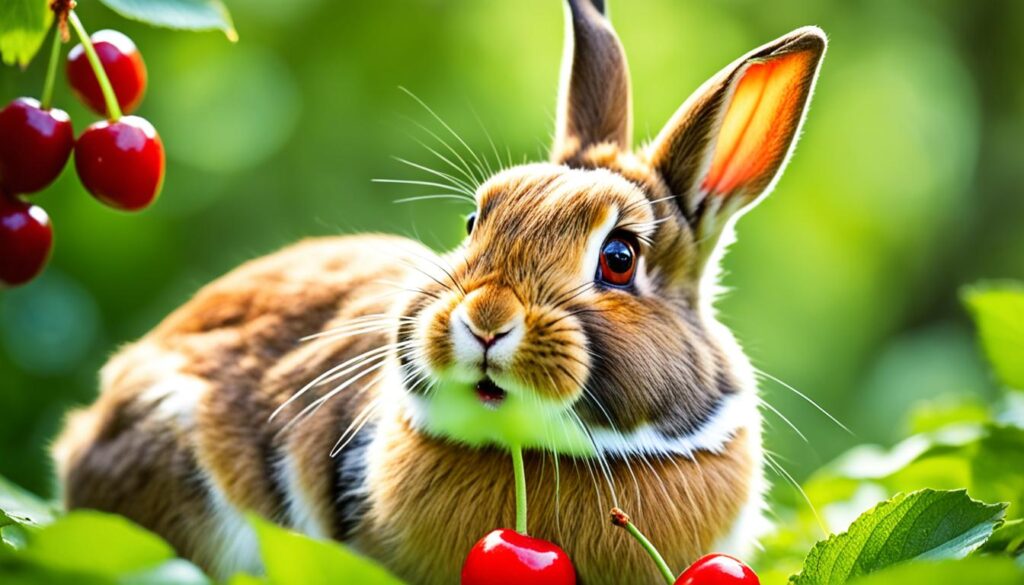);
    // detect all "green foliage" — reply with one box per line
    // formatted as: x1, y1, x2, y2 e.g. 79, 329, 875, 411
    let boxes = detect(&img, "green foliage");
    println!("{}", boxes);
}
0, 0, 51, 67
0, 475, 54, 528
963, 283, 1024, 390
0, 0, 235, 69
0, 479, 404, 585
844, 558, 1024, 585
790, 490, 1006, 584
252, 515, 404, 585
96, 0, 237, 41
